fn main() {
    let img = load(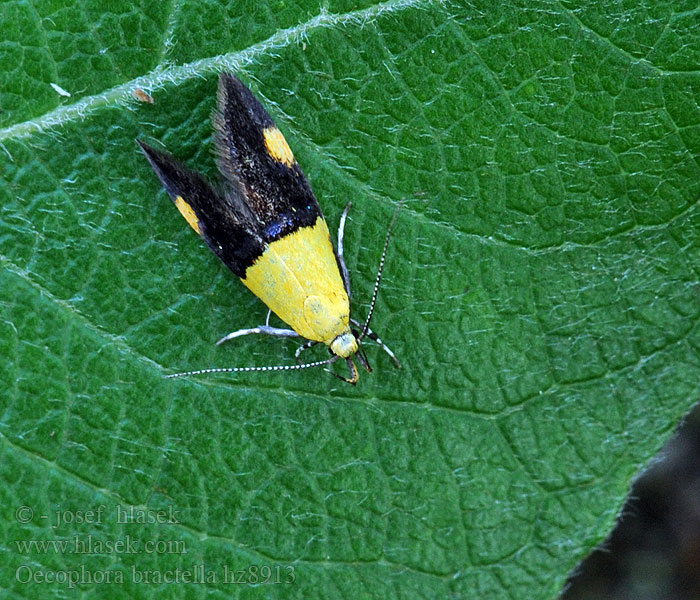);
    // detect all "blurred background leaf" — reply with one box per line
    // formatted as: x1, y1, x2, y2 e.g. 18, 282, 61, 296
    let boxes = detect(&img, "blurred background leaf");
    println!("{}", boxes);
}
1, 0, 699, 598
